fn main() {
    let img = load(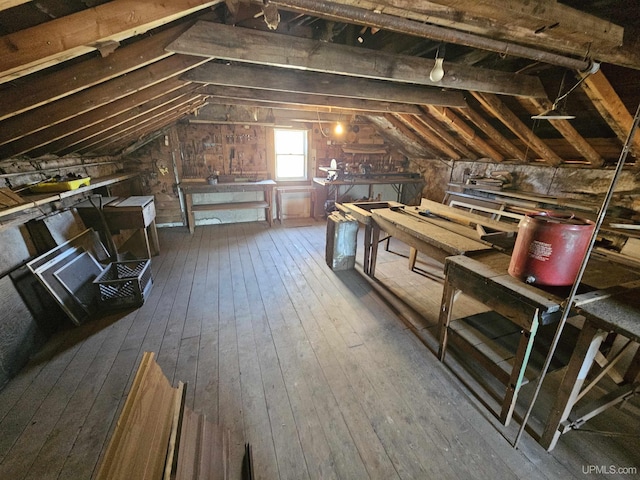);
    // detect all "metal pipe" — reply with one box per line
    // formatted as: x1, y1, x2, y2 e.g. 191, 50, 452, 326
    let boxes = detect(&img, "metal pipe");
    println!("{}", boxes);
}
513, 98, 640, 449
270, 0, 594, 72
